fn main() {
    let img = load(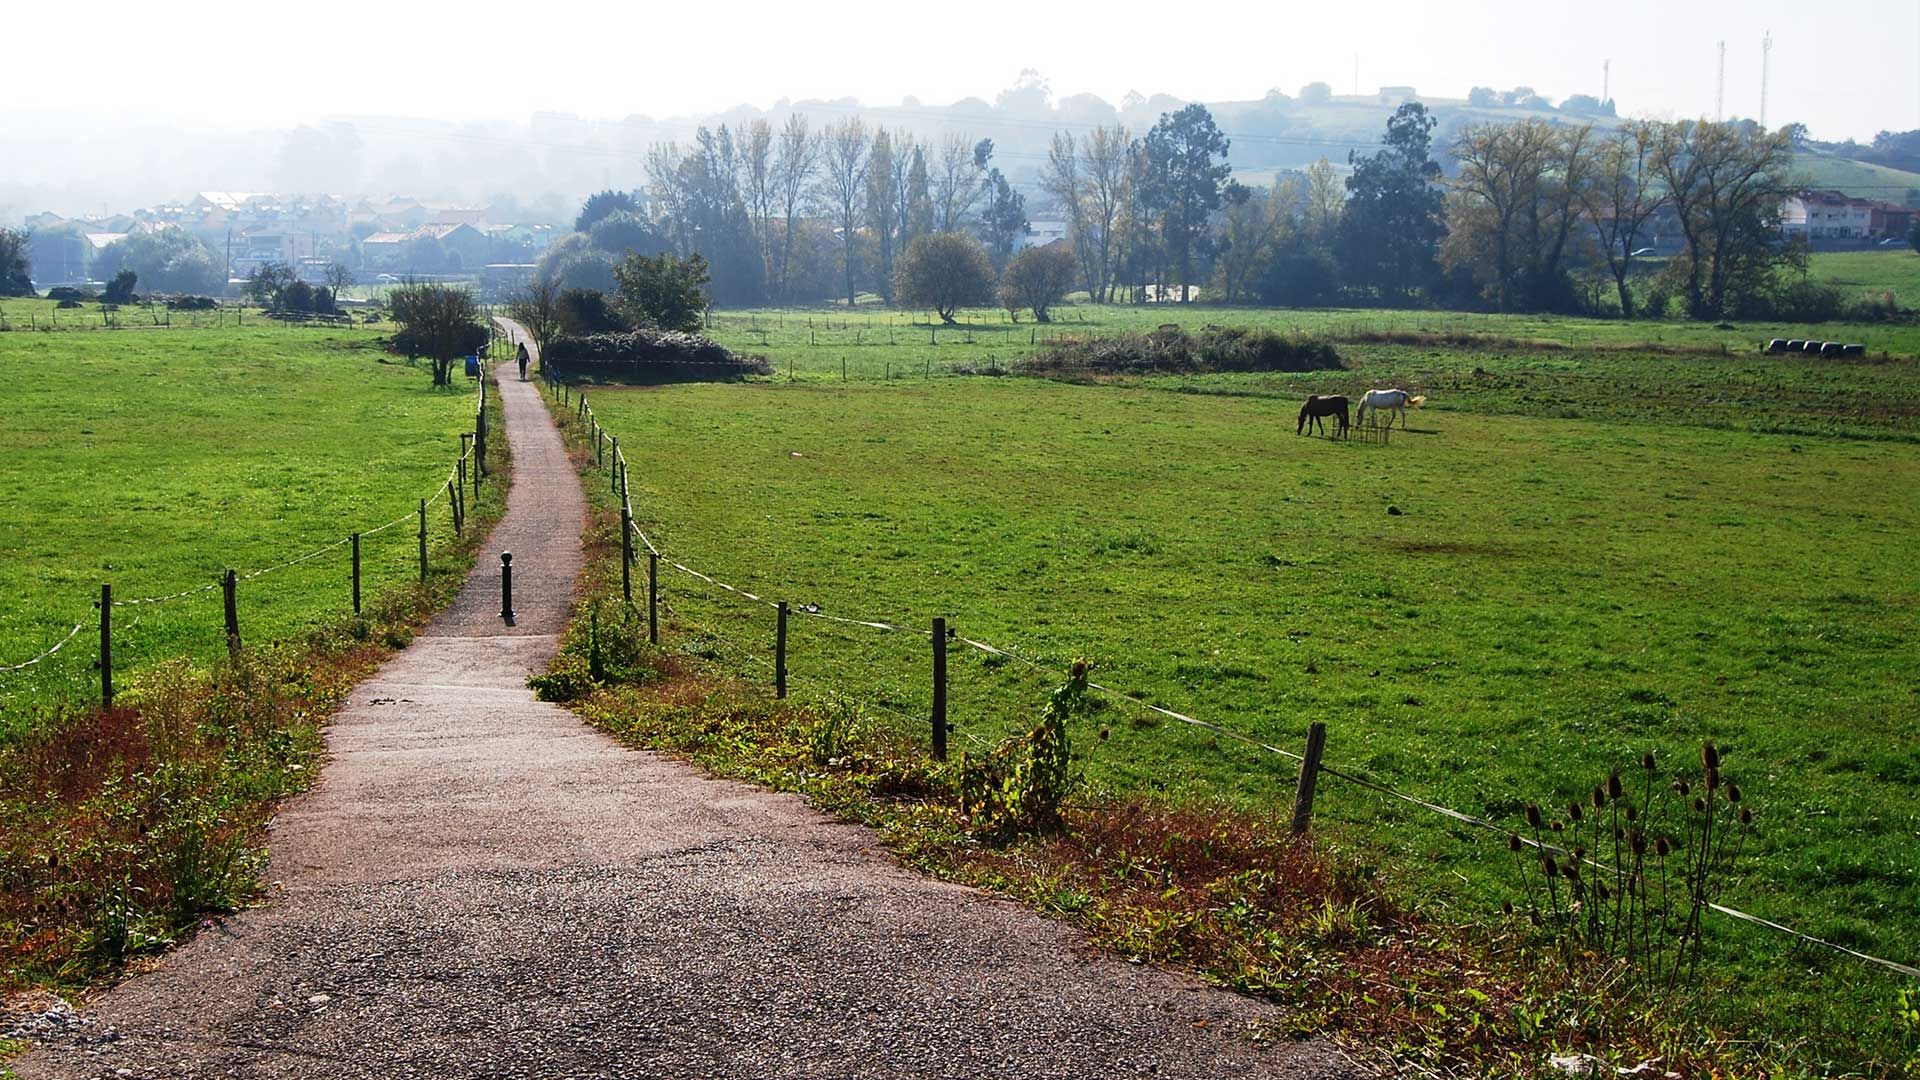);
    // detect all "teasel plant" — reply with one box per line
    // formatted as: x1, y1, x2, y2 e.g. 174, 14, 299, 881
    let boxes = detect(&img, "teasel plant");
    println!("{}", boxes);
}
1504, 741, 1755, 1001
